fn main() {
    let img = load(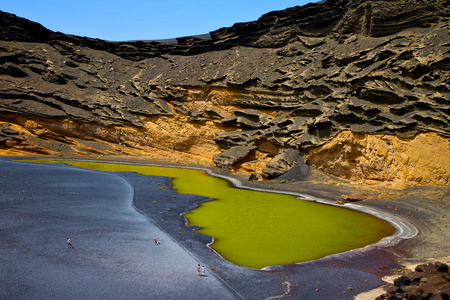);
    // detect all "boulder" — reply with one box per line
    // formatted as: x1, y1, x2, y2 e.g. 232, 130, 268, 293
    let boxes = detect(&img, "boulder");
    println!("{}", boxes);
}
336, 192, 377, 205
262, 149, 307, 178
376, 262, 450, 300
249, 173, 264, 181
212, 143, 257, 168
